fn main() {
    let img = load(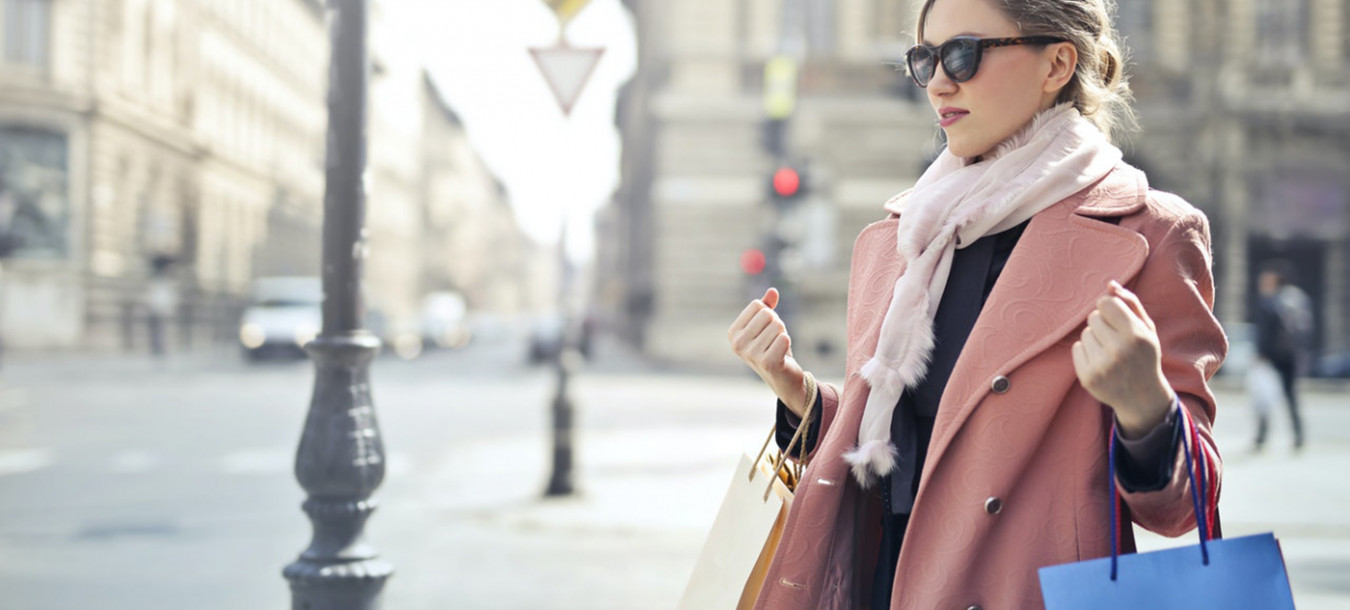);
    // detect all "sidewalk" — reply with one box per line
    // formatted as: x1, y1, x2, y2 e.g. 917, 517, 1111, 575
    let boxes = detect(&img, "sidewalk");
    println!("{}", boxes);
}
370, 363, 773, 609
352, 358, 1348, 607
375, 337, 1350, 609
